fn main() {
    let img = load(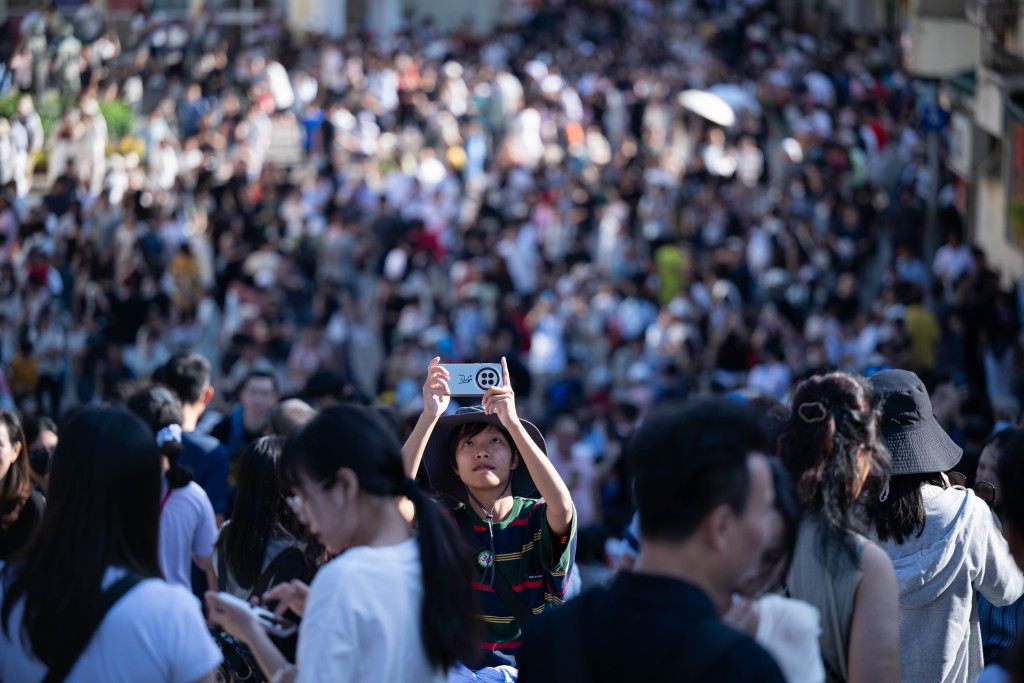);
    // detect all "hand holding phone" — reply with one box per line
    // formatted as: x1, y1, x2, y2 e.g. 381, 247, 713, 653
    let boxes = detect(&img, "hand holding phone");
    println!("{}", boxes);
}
212, 592, 298, 638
